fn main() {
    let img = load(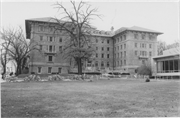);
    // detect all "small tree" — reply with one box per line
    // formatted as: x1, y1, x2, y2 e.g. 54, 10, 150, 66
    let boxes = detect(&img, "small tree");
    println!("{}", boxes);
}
0, 27, 39, 75
52, 1, 100, 75
136, 59, 152, 78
